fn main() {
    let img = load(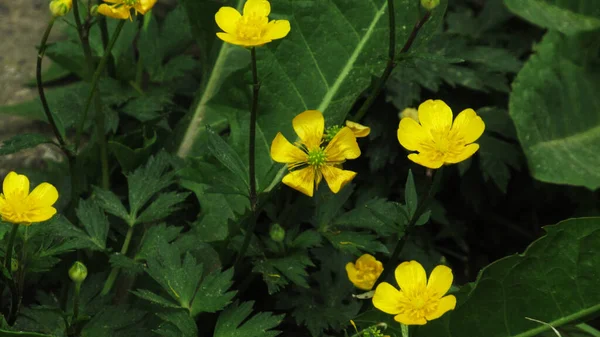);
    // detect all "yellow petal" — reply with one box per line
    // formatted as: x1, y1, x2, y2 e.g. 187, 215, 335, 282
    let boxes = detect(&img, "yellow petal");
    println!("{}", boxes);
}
345, 120, 371, 138
26, 207, 57, 223
3, 172, 30, 202
345, 262, 367, 289
97, 3, 131, 19
397, 117, 430, 152
444, 143, 479, 164
407, 153, 444, 169
293, 110, 324, 150
394, 312, 427, 325
372, 282, 402, 315
135, 0, 157, 14
282, 167, 315, 197
325, 127, 361, 162
215, 7, 242, 34
320, 165, 356, 194
418, 99, 453, 134
356, 253, 377, 265
216, 32, 250, 47
425, 295, 456, 321
395, 261, 427, 293
427, 265, 453, 298
26, 183, 59, 208
243, 0, 270, 17
264, 20, 291, 40
270, 133, 307, 164
451, 108, 485, 144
